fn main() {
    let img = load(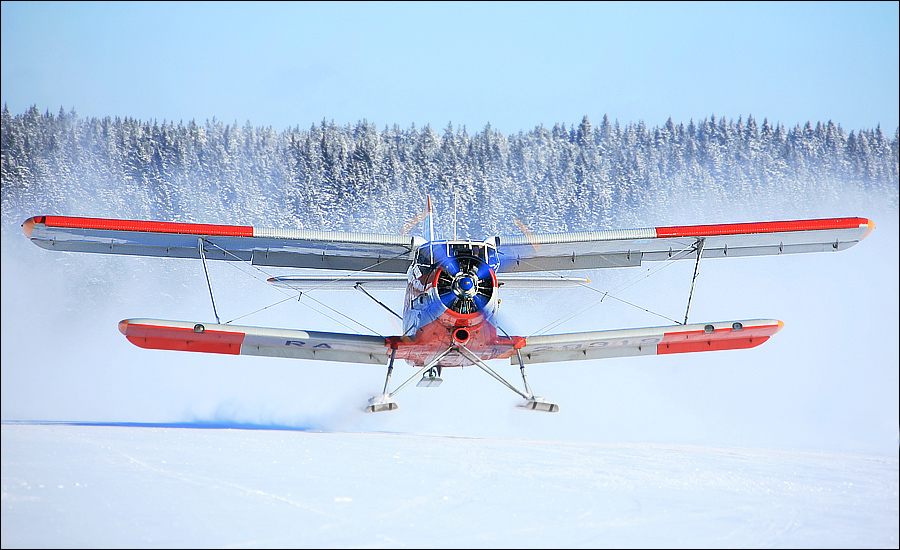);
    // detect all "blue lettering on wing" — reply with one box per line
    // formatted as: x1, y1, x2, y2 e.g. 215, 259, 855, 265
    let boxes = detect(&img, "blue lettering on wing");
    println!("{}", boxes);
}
285, 340, 306, 347
313, 343, 332, 348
